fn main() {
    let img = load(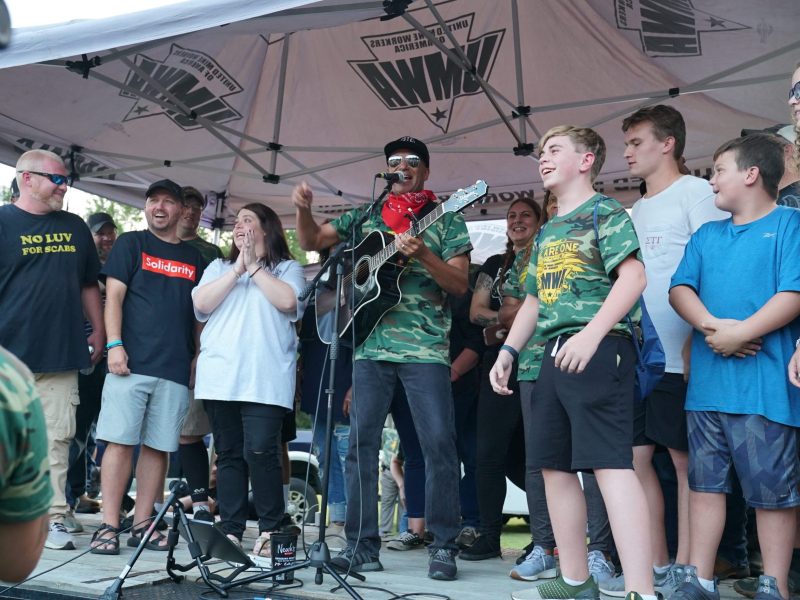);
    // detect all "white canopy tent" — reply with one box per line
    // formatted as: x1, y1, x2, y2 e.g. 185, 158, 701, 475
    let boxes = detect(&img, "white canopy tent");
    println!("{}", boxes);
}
0, 0, 797, 230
